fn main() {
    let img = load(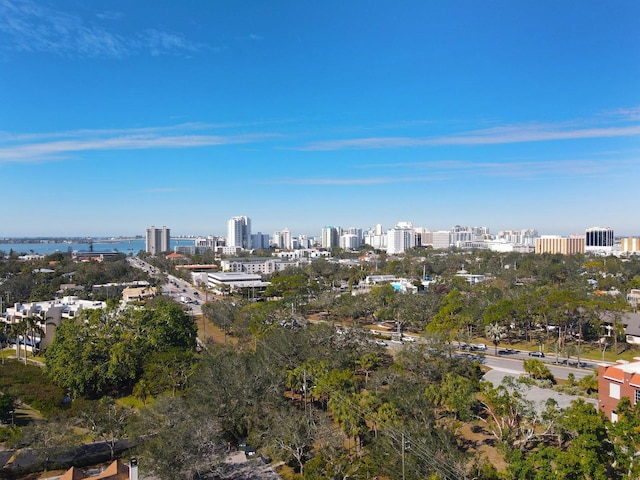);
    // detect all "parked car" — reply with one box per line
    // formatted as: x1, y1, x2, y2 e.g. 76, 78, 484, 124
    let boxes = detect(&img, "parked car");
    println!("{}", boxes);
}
375, 340, 388, 347
528, 351, 545, 358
